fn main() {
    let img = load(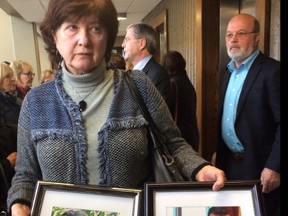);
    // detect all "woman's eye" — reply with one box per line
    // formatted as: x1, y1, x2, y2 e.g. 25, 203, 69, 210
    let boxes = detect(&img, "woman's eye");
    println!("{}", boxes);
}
68, 25, 78, 31
91, 26, 101, 33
